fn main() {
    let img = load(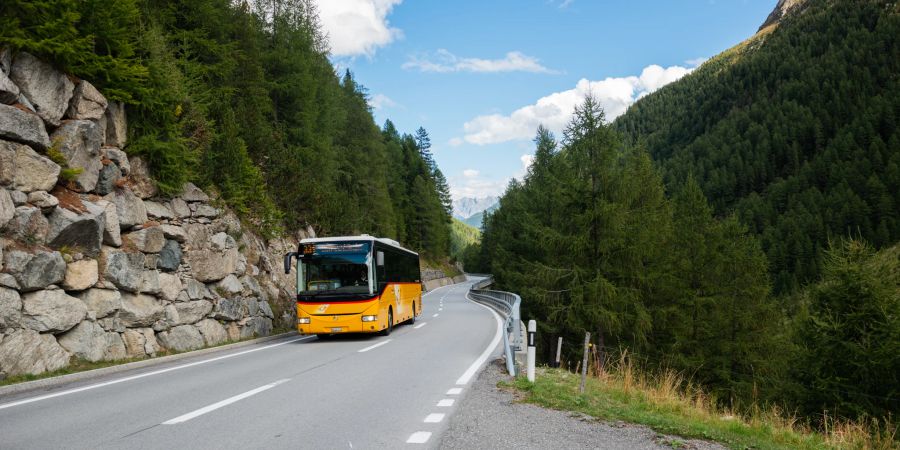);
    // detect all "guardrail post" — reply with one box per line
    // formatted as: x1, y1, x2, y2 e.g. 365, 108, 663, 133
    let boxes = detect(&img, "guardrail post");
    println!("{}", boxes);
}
511, 300, 522, 351
554, 336, 563, 368
526, 320, 536, 382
